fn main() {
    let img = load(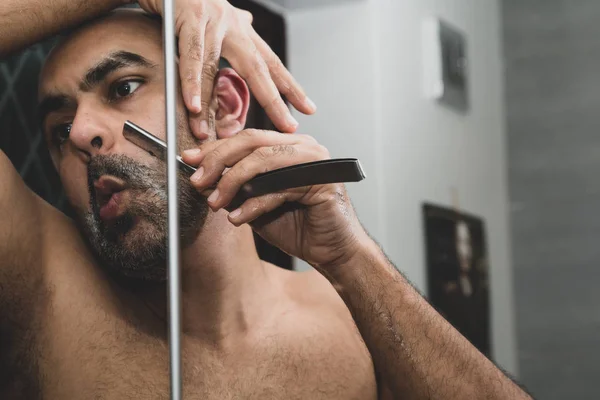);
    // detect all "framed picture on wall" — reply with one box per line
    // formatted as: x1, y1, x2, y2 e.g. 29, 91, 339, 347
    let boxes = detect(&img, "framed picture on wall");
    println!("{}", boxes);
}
422, 203, 491, 357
